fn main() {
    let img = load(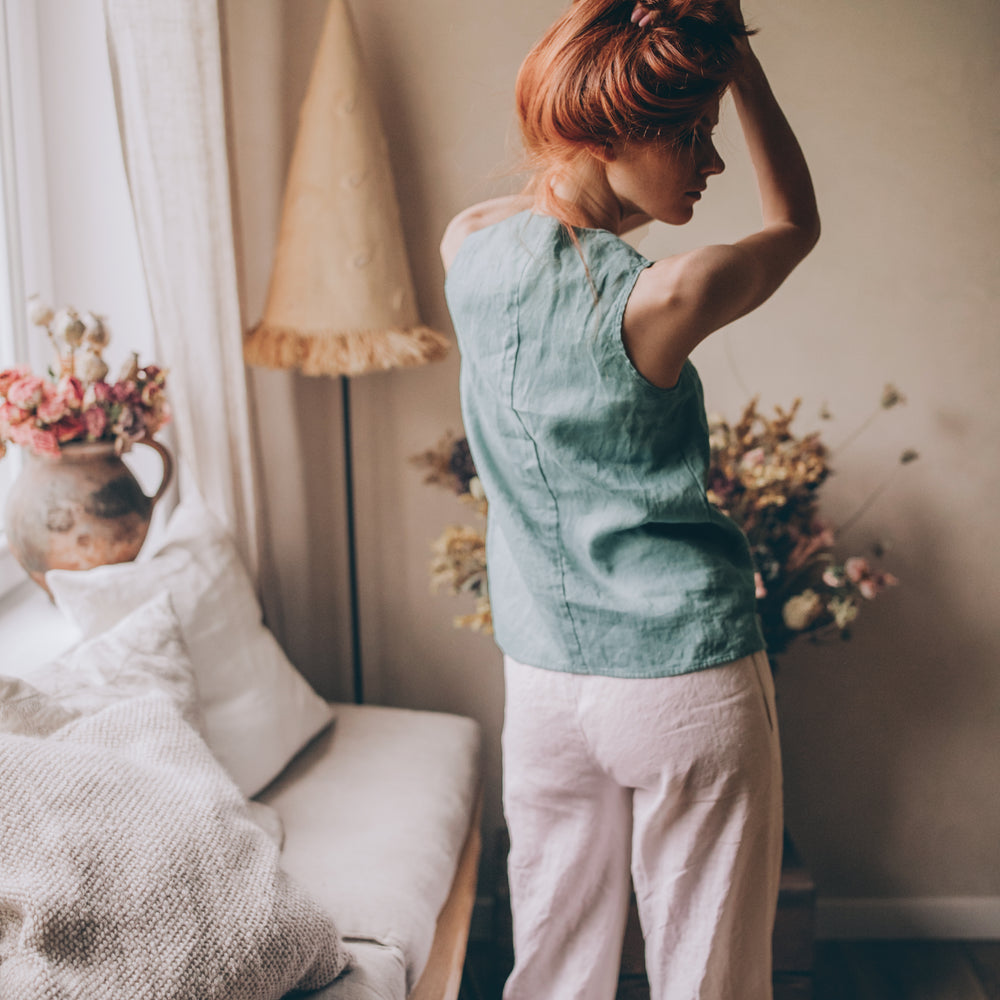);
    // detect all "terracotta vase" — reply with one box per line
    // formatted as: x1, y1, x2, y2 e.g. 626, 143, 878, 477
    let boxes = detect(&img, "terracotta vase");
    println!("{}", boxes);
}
4, 438, 173, 595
